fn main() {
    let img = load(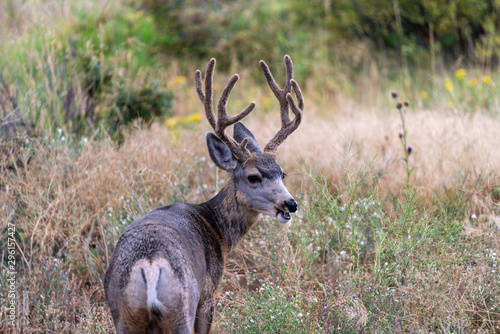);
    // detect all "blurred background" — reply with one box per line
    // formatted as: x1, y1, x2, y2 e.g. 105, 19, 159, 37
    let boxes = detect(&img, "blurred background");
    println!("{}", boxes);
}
2, 0, 500, 141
